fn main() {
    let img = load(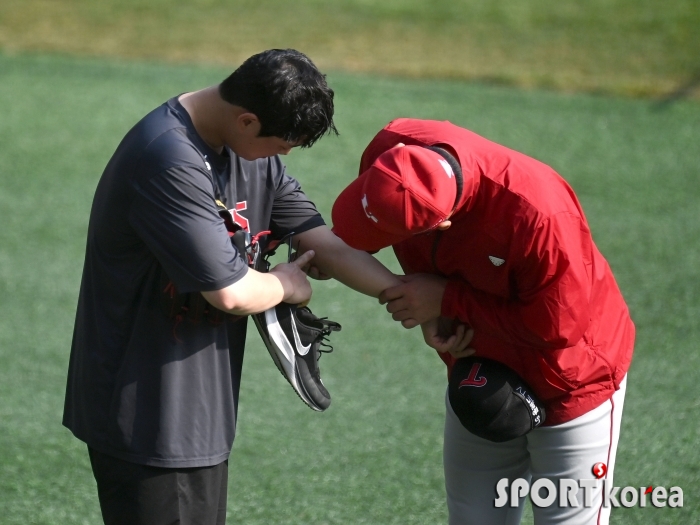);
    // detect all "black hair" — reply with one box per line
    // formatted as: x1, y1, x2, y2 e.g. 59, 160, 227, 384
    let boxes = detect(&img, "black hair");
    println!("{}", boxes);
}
219, 49, 338, 148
